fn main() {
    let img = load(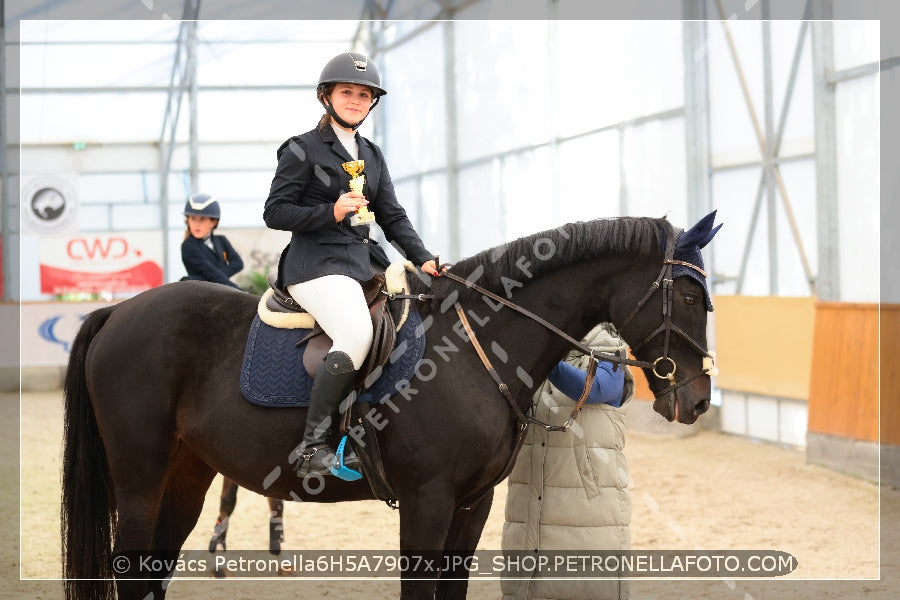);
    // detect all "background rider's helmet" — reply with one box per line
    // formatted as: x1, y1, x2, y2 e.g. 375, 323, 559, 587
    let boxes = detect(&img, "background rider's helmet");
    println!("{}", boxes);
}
317, 52, 387, 98
183, 193, 221, 220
